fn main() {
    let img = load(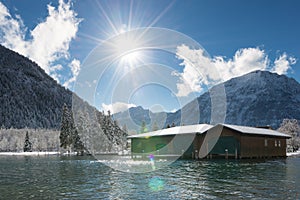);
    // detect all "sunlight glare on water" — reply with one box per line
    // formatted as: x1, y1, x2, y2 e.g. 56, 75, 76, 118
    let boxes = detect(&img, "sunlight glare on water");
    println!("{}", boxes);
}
148, 177, 165, 192
1, 156, 299, 199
